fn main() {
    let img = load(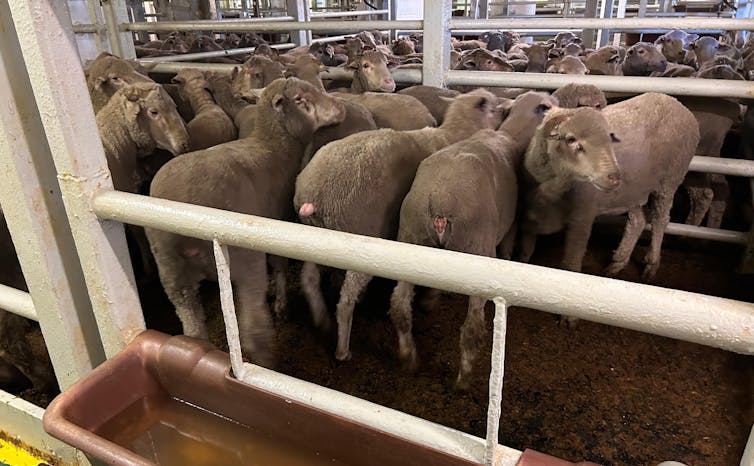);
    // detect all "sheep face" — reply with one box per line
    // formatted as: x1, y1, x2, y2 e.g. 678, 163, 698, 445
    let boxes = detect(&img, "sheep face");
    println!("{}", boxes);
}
552, 83, 606, 110
655, 29, 697, 63
689, 36, 721, 64
585, 45, 623, 75
544, 108, 621, 191
124, 83, 190, 156
262, 78, 346, 141
622, 42, 668, 76
233, 57, 285, 97
171, 69, 210, 100
350, 51, 395, 92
